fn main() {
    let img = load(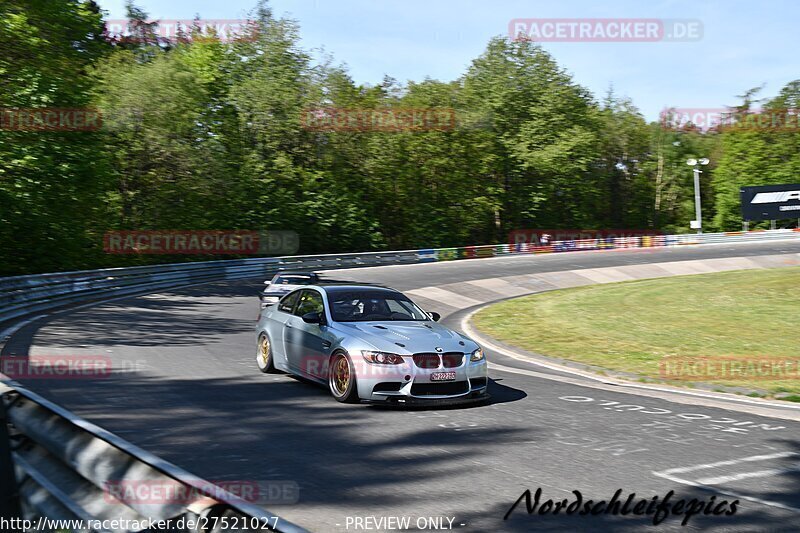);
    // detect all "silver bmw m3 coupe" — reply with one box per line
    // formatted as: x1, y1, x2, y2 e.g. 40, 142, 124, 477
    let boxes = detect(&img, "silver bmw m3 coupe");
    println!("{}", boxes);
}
255, 284, 489, 405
